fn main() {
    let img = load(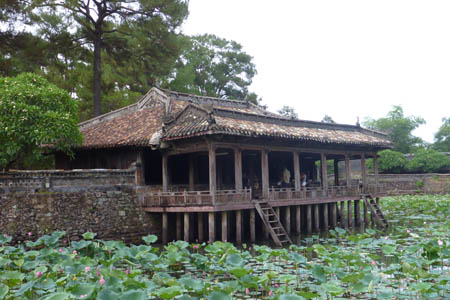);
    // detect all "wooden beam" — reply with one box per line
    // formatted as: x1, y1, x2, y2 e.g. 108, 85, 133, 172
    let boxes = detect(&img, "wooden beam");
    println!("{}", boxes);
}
306, 205, 312, 234
184, 213, 190, 242
293, 152, 301, 190
345, 154, 351, 188
361, 153, 367, 193
236, 210, 242, 244
261, 149, 269, 199
209, 145, 216, 204
295, 206, 301, 234
234, 149, 243, 190
162, 212, 168, 244
285, 206, 291, 235
208, 212, 215, 243
250, 209, 256, 243
314, 204, 320, 232
323, 203, 329, 230
198, 213, 204, 242
321, 153, 328, 190
176, 213, 182, 240
347, 200, 352, 229
162, 153, 169, 192
340, 201, 346, 228
221, 211, 228, 242
331, 203, 337, 228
